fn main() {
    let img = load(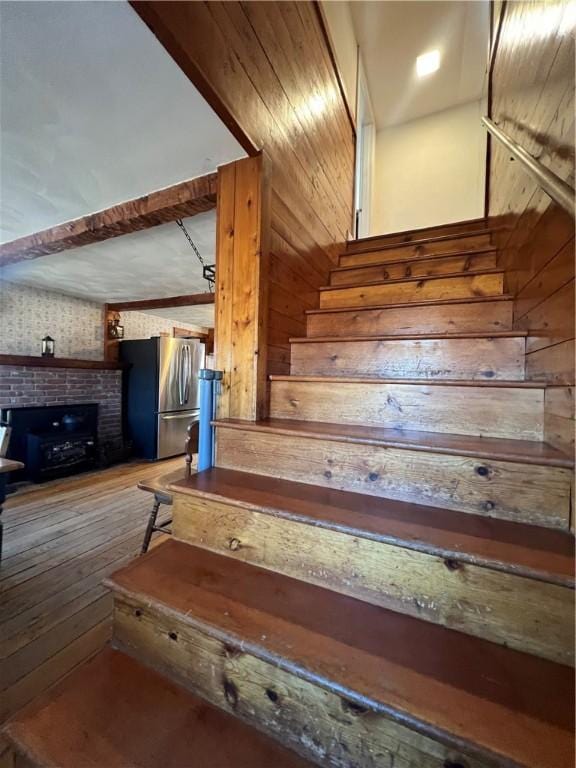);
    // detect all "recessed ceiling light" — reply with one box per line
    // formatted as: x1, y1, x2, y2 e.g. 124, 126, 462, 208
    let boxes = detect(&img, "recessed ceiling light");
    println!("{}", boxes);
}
416, 50, 440, 77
